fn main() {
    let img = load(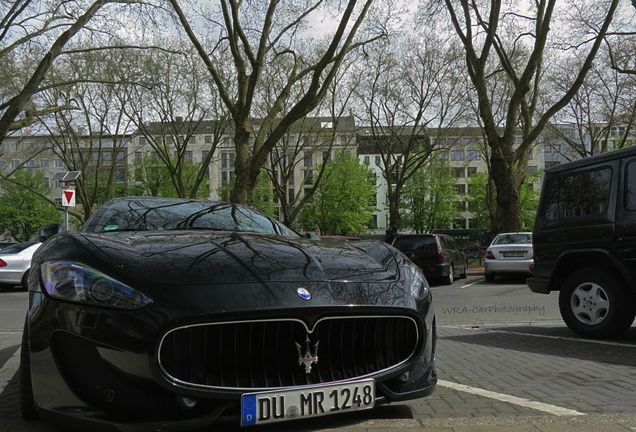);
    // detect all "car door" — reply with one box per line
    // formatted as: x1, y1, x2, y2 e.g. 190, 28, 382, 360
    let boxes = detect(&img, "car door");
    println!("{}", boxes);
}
442, 236, 458, 268
614, 156, 636, 286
